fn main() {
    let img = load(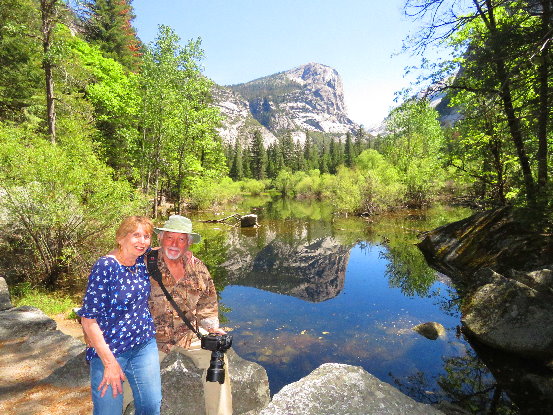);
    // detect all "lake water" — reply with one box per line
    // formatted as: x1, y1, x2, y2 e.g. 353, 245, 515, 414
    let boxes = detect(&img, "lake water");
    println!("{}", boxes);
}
188, 198, 522, 413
